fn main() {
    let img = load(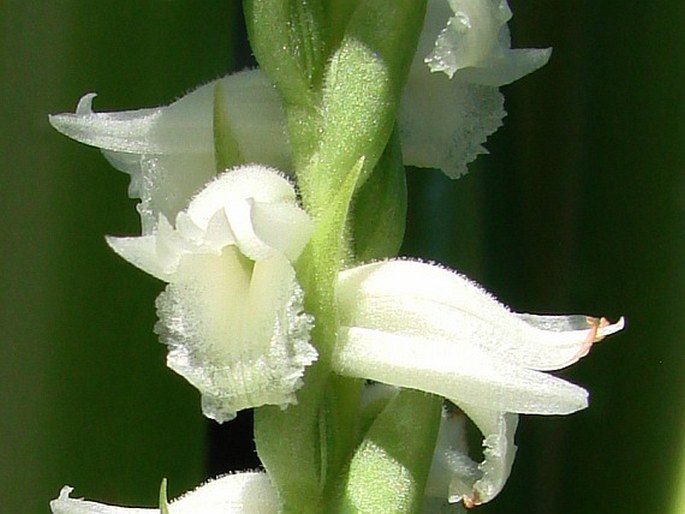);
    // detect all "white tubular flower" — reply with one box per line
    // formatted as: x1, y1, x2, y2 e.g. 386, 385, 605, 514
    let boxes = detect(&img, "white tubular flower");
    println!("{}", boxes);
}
398, 0, 551, 177
107, 165, 316, 422
333, 260, 624, 506
50, 472, 279, 514
49, 70, 290, 234
424, 0, 551, 85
